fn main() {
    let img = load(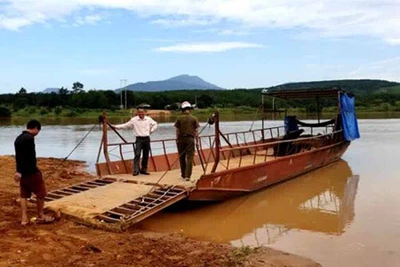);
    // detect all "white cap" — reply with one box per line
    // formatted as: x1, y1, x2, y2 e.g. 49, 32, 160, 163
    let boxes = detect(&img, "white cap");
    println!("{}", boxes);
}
181, 101, 192, 109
